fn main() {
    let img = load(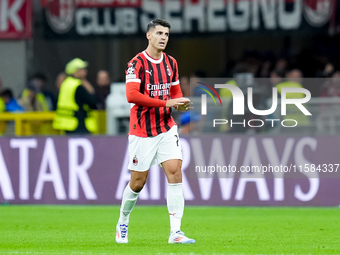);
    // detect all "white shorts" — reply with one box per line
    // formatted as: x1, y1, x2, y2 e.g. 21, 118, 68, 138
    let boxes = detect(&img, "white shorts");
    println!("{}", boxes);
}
128, 125, 183, 171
